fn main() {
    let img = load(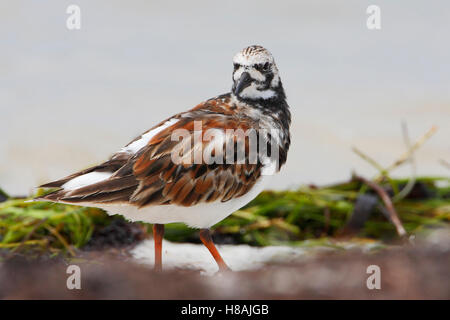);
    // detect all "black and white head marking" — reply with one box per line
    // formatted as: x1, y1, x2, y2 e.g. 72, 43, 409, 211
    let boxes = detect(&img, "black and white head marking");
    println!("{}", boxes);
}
231, 45, 285, 105
231, 45, 291, 170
